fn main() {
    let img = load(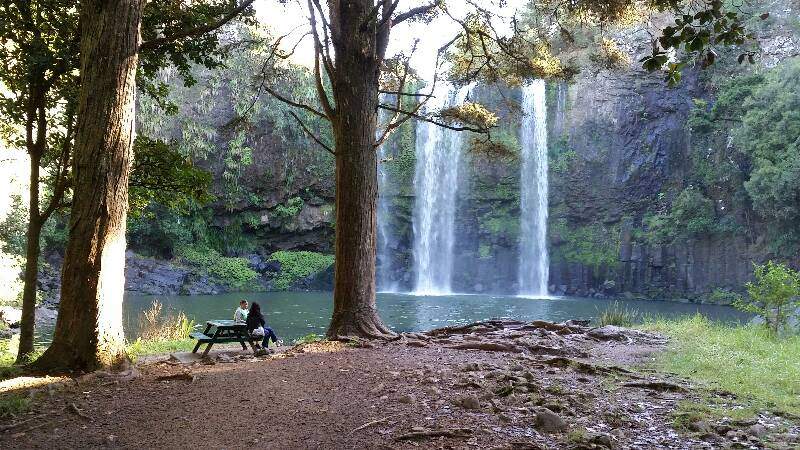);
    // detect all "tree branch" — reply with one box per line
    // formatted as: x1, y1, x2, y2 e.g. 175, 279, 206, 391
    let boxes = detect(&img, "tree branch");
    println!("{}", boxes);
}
139, 0, 256, 52
392, 0, 442, 26
378, 90, 434, 98
378, 104, 493, 133
288, 111, 335, 155
308, 0, 336, 118
262, 85, 327, 119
